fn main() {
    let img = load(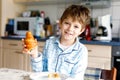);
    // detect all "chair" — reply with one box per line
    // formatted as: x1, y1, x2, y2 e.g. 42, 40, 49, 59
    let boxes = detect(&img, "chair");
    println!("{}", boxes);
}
85, 67, 117, 80
100, 67, 117, 80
